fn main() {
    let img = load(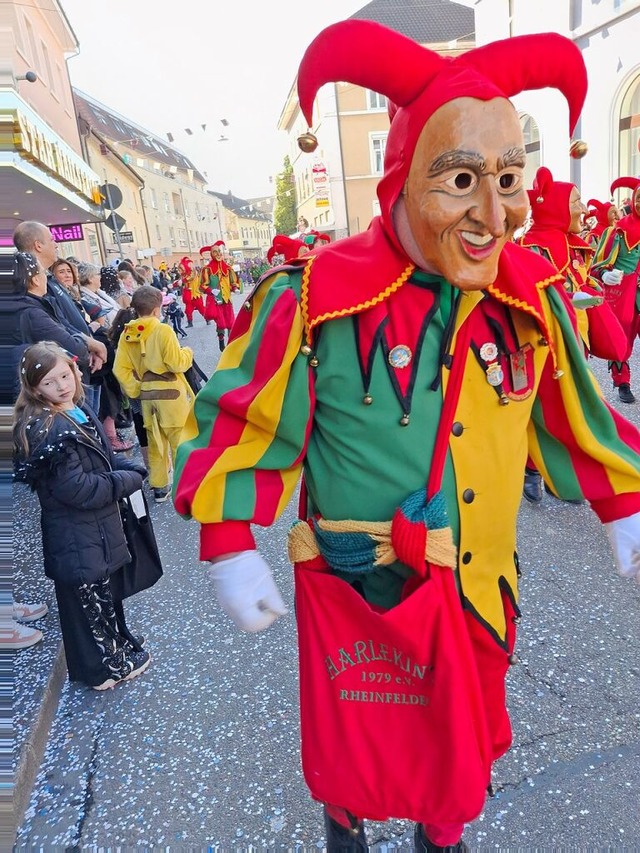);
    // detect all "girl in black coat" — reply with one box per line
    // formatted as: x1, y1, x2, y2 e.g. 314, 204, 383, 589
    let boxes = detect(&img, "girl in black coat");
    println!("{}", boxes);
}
13, 342, 152, 690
